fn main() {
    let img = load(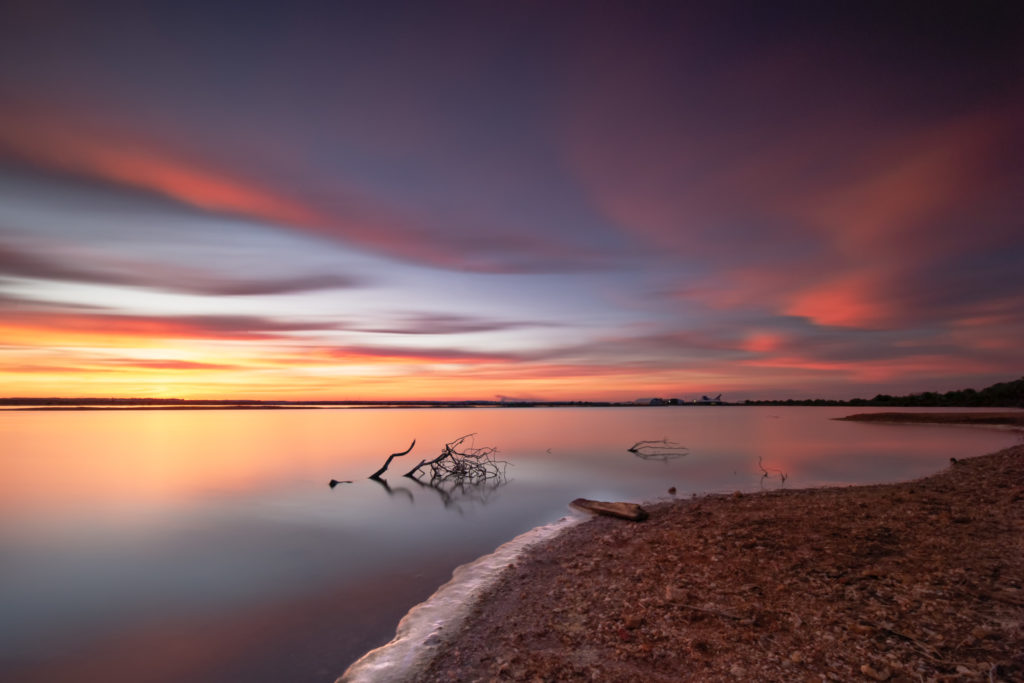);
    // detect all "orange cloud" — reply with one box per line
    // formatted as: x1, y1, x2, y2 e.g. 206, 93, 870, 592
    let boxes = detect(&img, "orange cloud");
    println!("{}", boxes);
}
0, 108, 320, 228
783, 274, 895, 329
741, 332, 786, 353
0, 312, 311, 347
